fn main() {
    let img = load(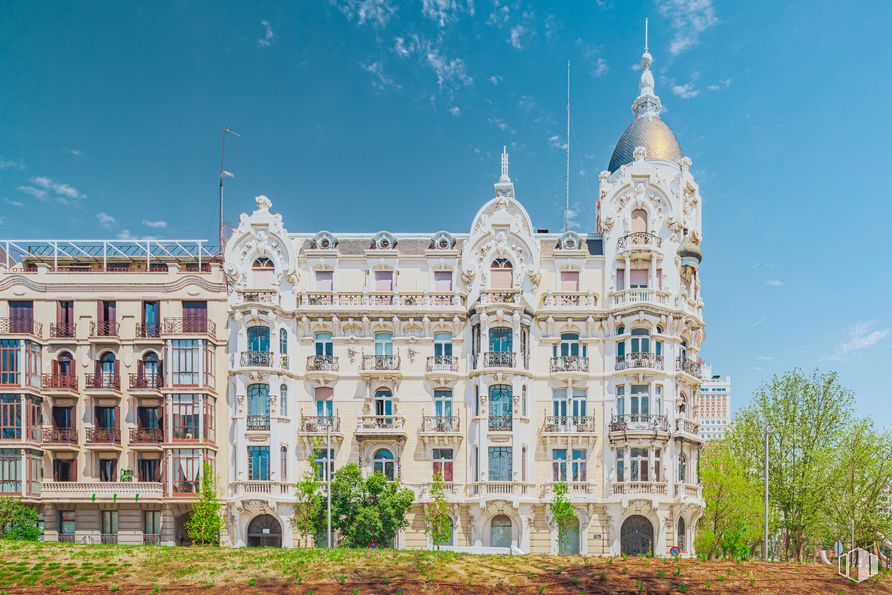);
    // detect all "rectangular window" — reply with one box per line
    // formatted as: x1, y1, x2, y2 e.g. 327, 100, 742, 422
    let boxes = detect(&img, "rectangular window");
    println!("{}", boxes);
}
142, 301, 160, 336
144, 511, 161, 535
315, 270, 333, 291
631, 385, 649, 416
630, 269, 648, 289
204, 342, 215, 388
169, 340, 200, 386
0, 340, 19, 386
616, 269, 625, 291
99, 458, 118, 482
432, 448, 454, 482
374, 271, 393, 292
433, 389, 453, 418
172, 394, 200, 440
313, 448, 335, 480
0, 396, 21, 439
487, 446, 512, 481
26, 342, 40, 388
630, 447, 649, 482
8, 301, 33, 333
60, 511, 76, 536
137, 458, 161, 482
552, 449, 567, 482
101, 510, 118, 536
654, 447, 662, 481
248, 446, 270, 481
53, 458, 75, 482
616, 448, 625, 483
182, 301, 208, 333
560, 271, 579, 292
434, 271, 452, 292
571, 449, 587, 482
315, 333, 333, 357
0, 449, 20, 493
205, 396, 216, 443
172, 449, 203, 493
